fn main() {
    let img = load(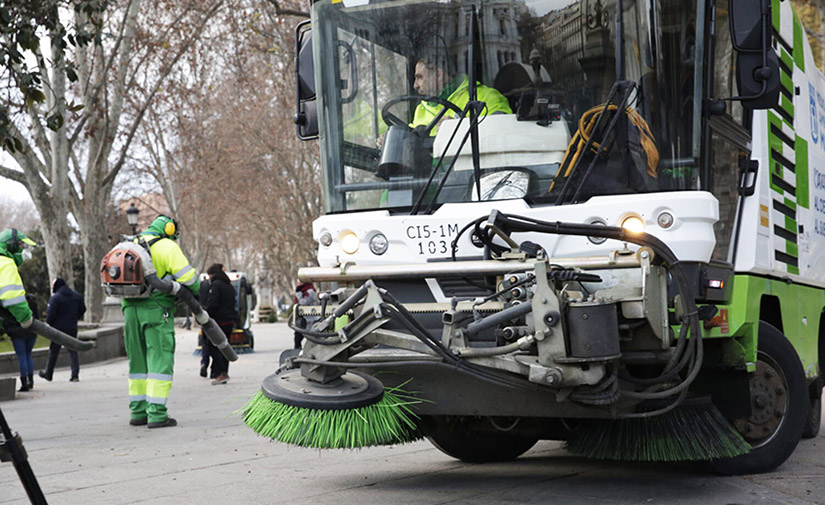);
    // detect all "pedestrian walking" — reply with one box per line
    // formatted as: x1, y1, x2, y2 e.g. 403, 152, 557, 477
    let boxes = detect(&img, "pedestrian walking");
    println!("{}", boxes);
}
39, 277, 86, 382
204, 264, 237, 385
293, 282, 319, 350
